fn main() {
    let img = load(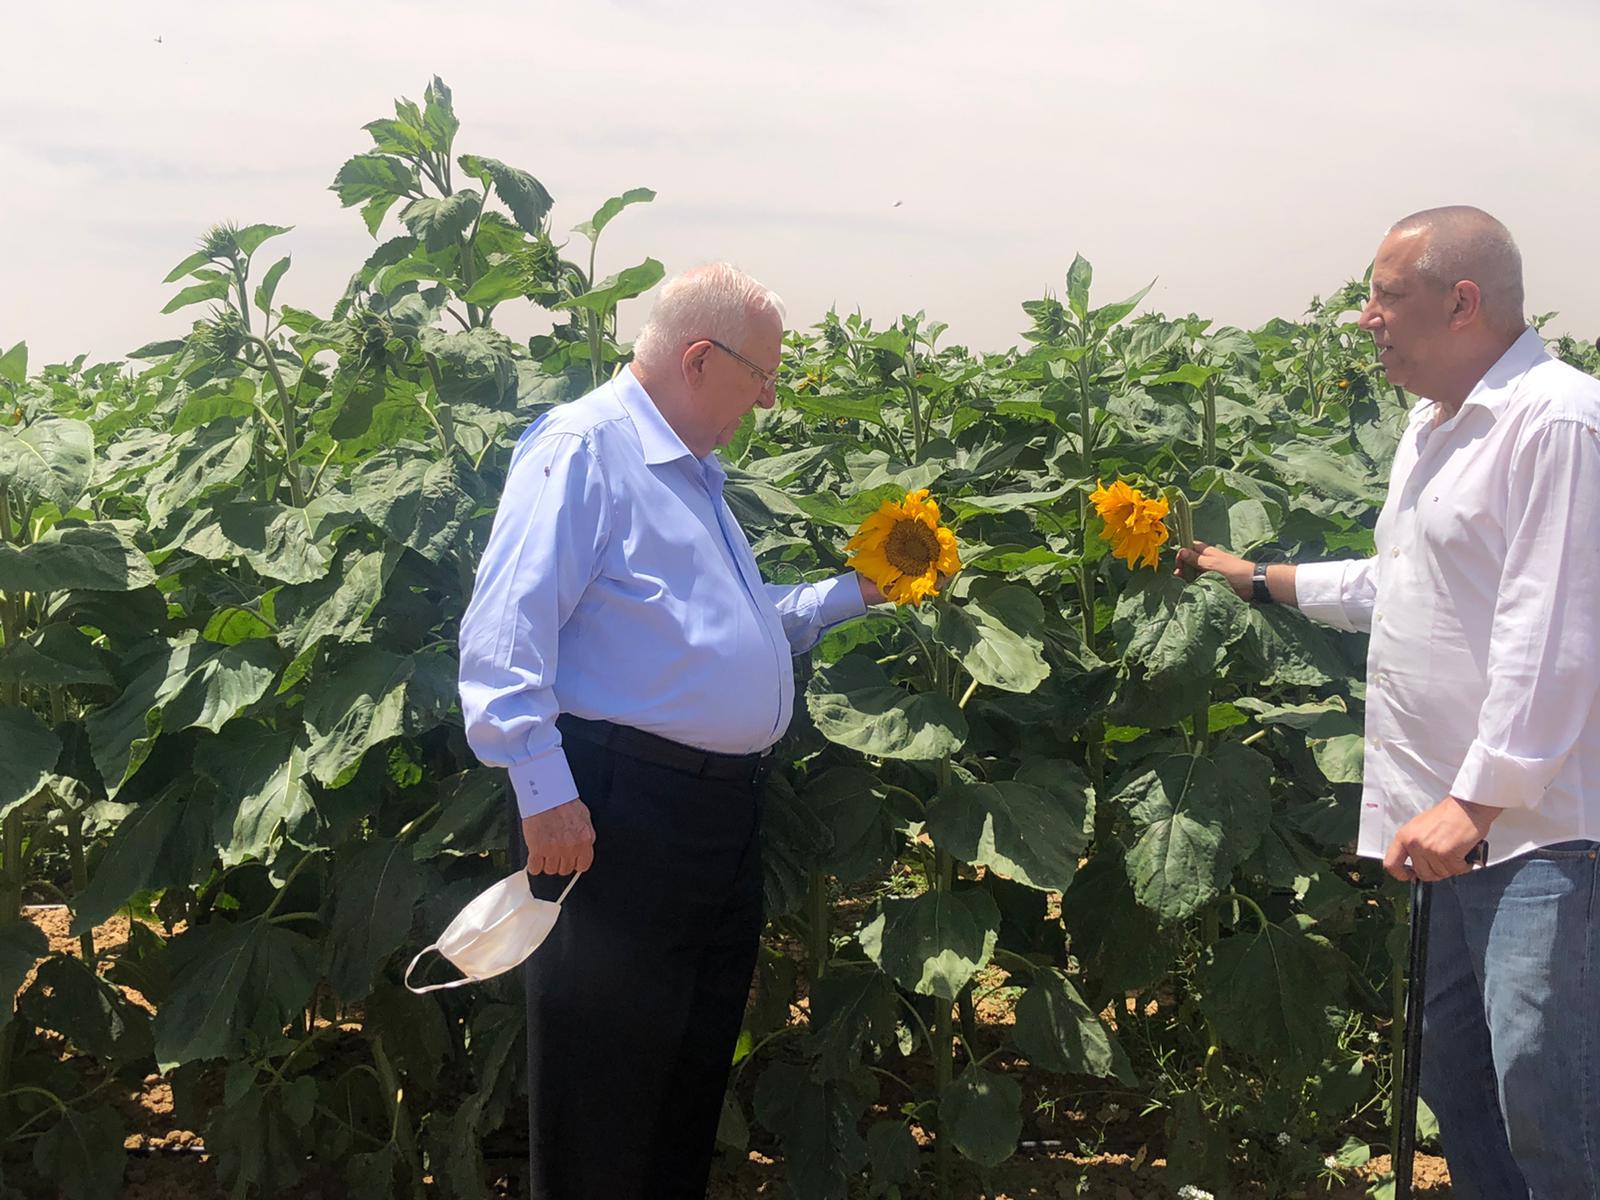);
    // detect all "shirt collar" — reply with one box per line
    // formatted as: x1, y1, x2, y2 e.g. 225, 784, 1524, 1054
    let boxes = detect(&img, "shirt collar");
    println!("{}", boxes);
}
614, 368, 695, 466
1458, 326, 1547, 416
